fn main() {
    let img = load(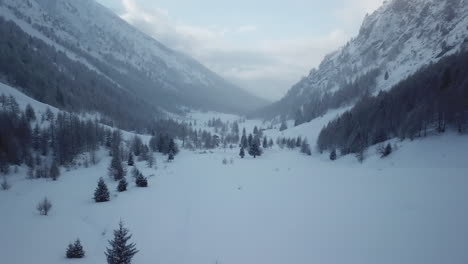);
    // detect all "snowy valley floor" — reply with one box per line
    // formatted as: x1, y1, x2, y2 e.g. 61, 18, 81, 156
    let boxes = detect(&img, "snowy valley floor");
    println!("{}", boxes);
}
1, 134, 468, 264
